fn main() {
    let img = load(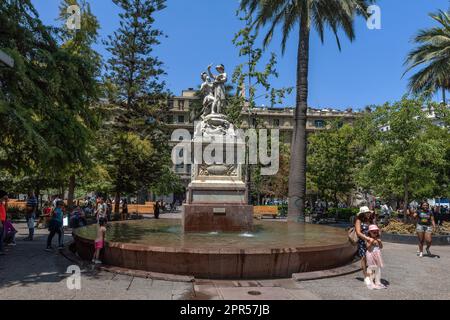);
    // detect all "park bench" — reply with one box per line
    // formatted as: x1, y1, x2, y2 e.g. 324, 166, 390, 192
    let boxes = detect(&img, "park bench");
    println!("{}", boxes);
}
253, 206, 279, 220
